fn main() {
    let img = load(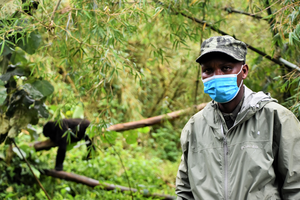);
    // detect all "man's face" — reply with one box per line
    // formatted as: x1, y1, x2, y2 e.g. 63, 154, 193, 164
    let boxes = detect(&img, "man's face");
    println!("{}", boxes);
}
201, 55, 248, 86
